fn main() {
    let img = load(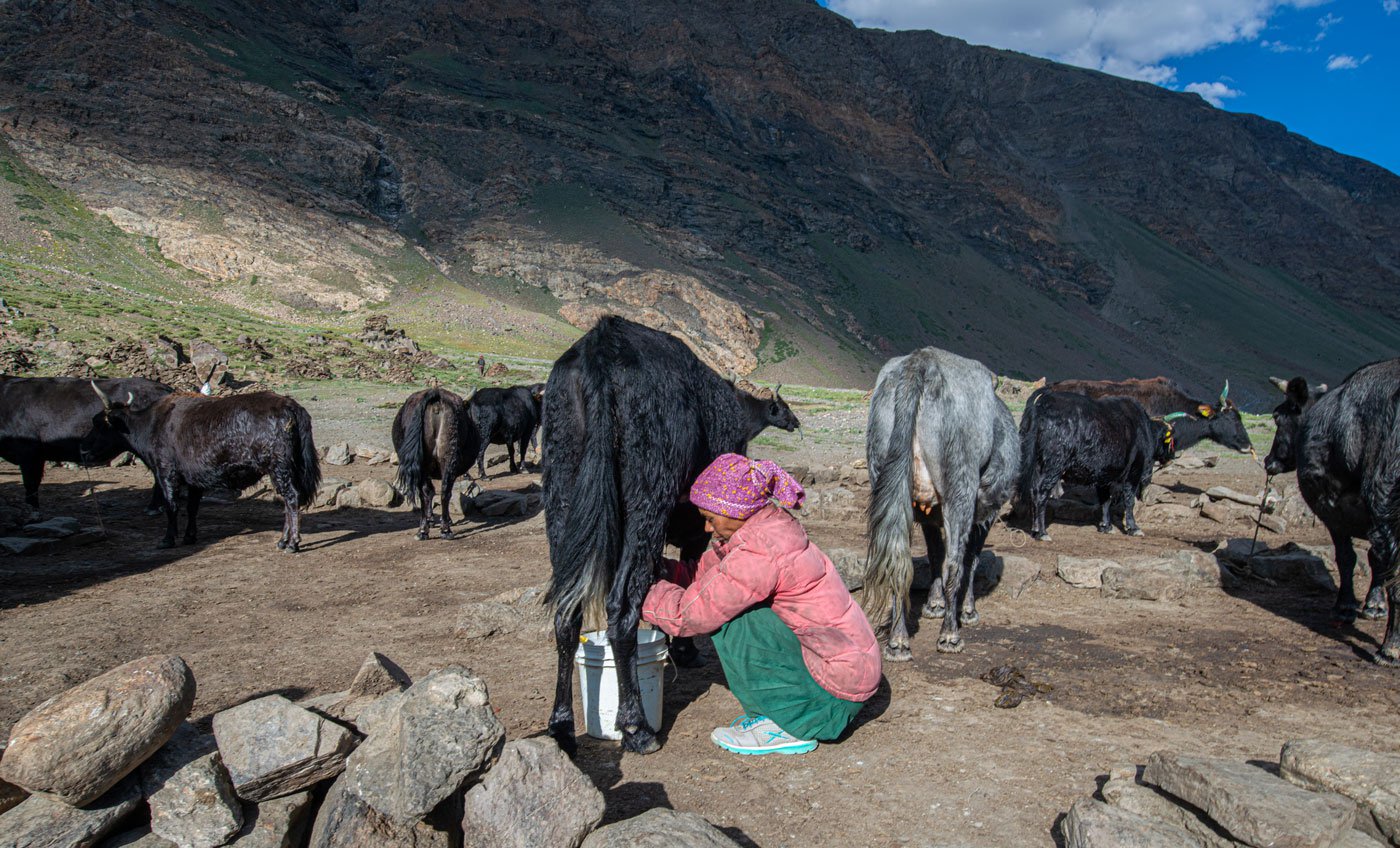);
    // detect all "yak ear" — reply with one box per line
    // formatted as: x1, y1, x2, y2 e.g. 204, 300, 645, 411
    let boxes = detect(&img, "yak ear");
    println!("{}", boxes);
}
1286, 376, 1310, 407
1269, 377, 1289, 393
